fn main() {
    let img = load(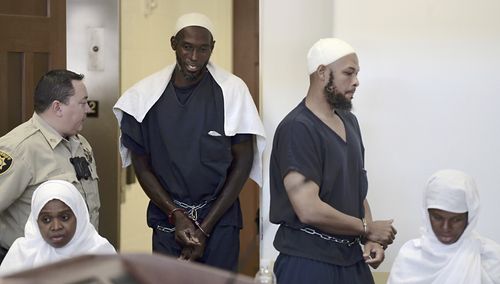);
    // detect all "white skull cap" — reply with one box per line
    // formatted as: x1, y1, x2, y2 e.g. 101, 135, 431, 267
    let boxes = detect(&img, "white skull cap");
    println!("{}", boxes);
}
175, 12, 214, 37
307, 38, 356, 74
